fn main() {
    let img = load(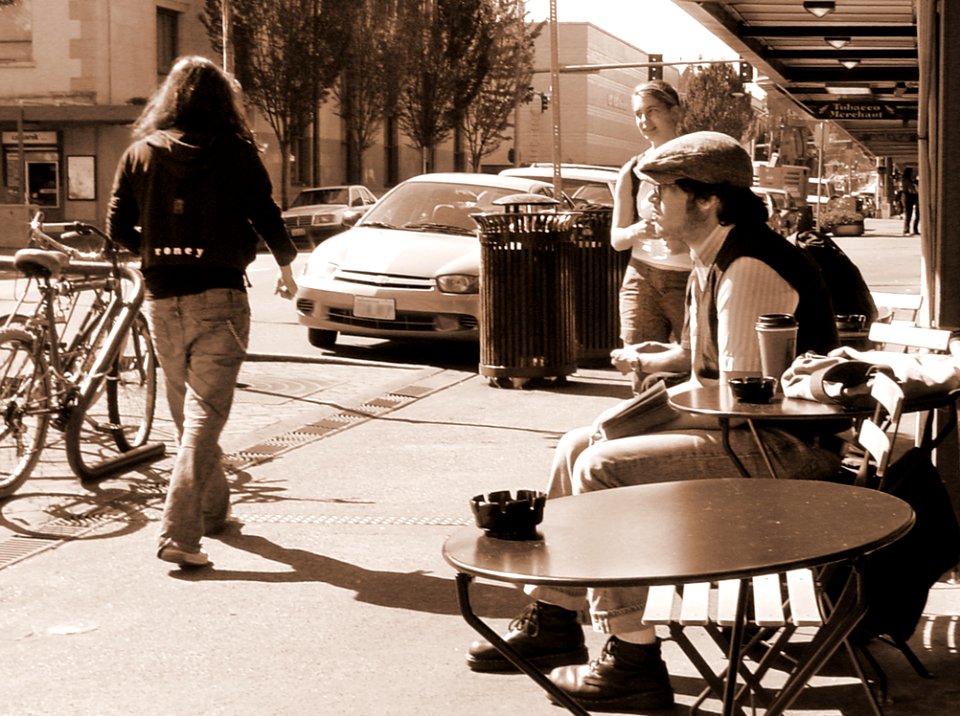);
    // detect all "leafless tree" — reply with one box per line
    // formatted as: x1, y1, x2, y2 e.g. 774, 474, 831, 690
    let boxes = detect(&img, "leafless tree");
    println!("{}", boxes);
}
202, 0, 356, 205
333, 0, 419, 184
461, 1, 541, 171
395, 0, 493, 173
